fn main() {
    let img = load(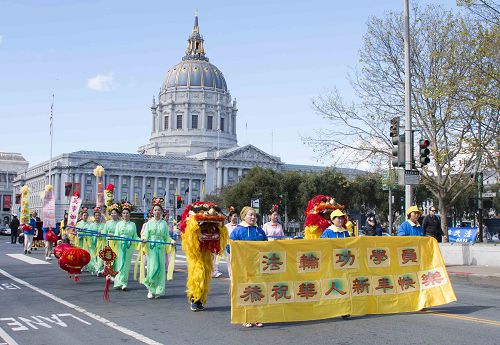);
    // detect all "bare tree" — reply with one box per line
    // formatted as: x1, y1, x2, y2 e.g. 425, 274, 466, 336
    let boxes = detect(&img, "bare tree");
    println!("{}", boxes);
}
305, 4, 499, 233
